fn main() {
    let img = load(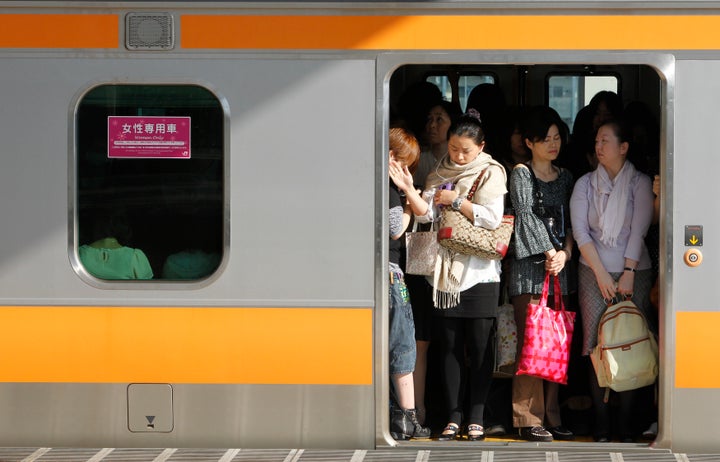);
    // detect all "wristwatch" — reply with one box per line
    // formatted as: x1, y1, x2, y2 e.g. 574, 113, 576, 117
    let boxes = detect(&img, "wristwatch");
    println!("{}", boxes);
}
451, 196, 464, 211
